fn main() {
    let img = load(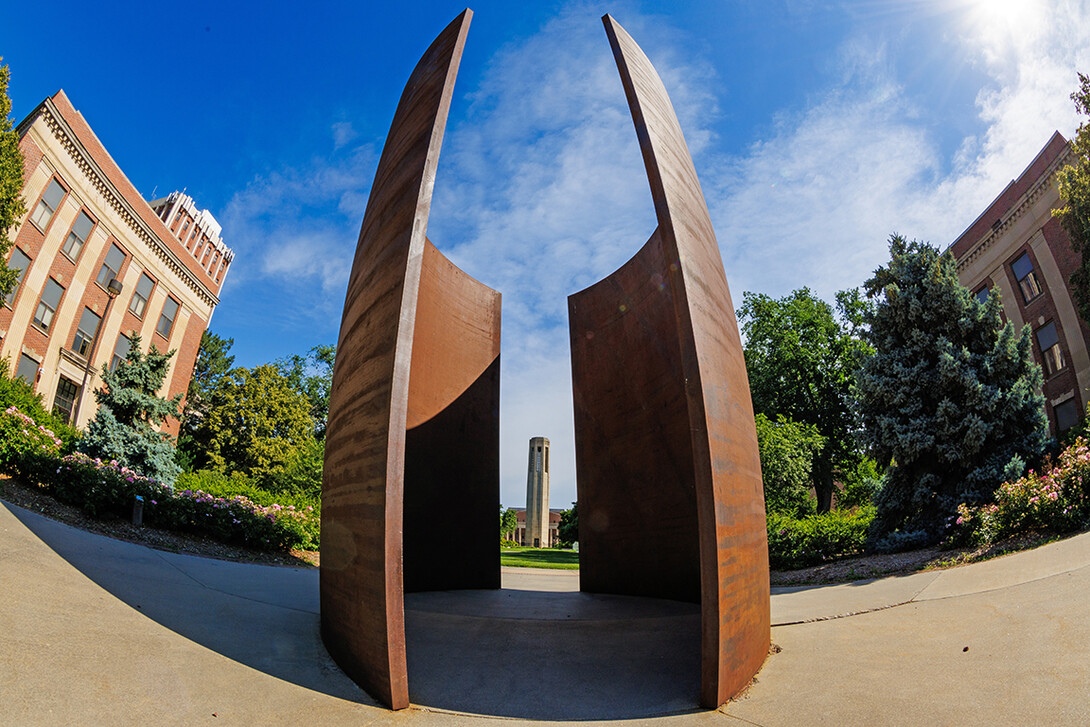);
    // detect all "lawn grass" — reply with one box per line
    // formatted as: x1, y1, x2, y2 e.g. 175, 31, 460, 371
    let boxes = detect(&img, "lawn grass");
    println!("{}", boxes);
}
500, 545, 580, 569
